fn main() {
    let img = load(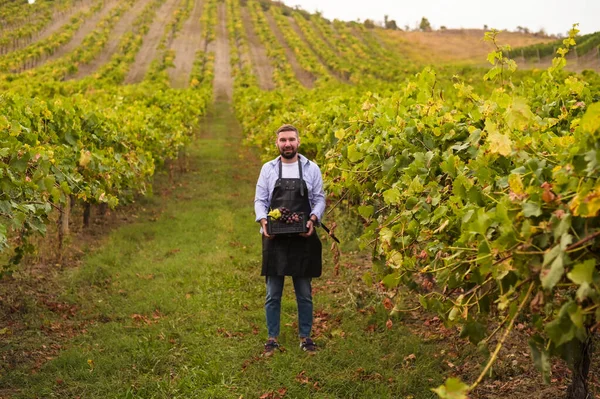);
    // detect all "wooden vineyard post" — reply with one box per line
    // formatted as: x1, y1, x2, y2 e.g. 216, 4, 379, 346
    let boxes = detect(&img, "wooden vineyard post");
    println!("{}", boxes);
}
98, 202, 108, 218
83, 202, 91, 228
57, 198, 70, 255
